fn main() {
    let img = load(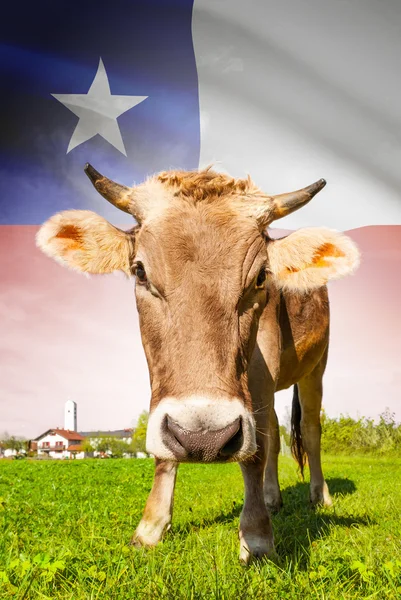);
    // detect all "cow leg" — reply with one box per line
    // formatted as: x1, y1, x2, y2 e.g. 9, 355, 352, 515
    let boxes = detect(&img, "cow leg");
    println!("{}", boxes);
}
263, 406, 283, 512
297, 360, 332, 507
239, 432, 275, 564
131, 459, 178, 547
